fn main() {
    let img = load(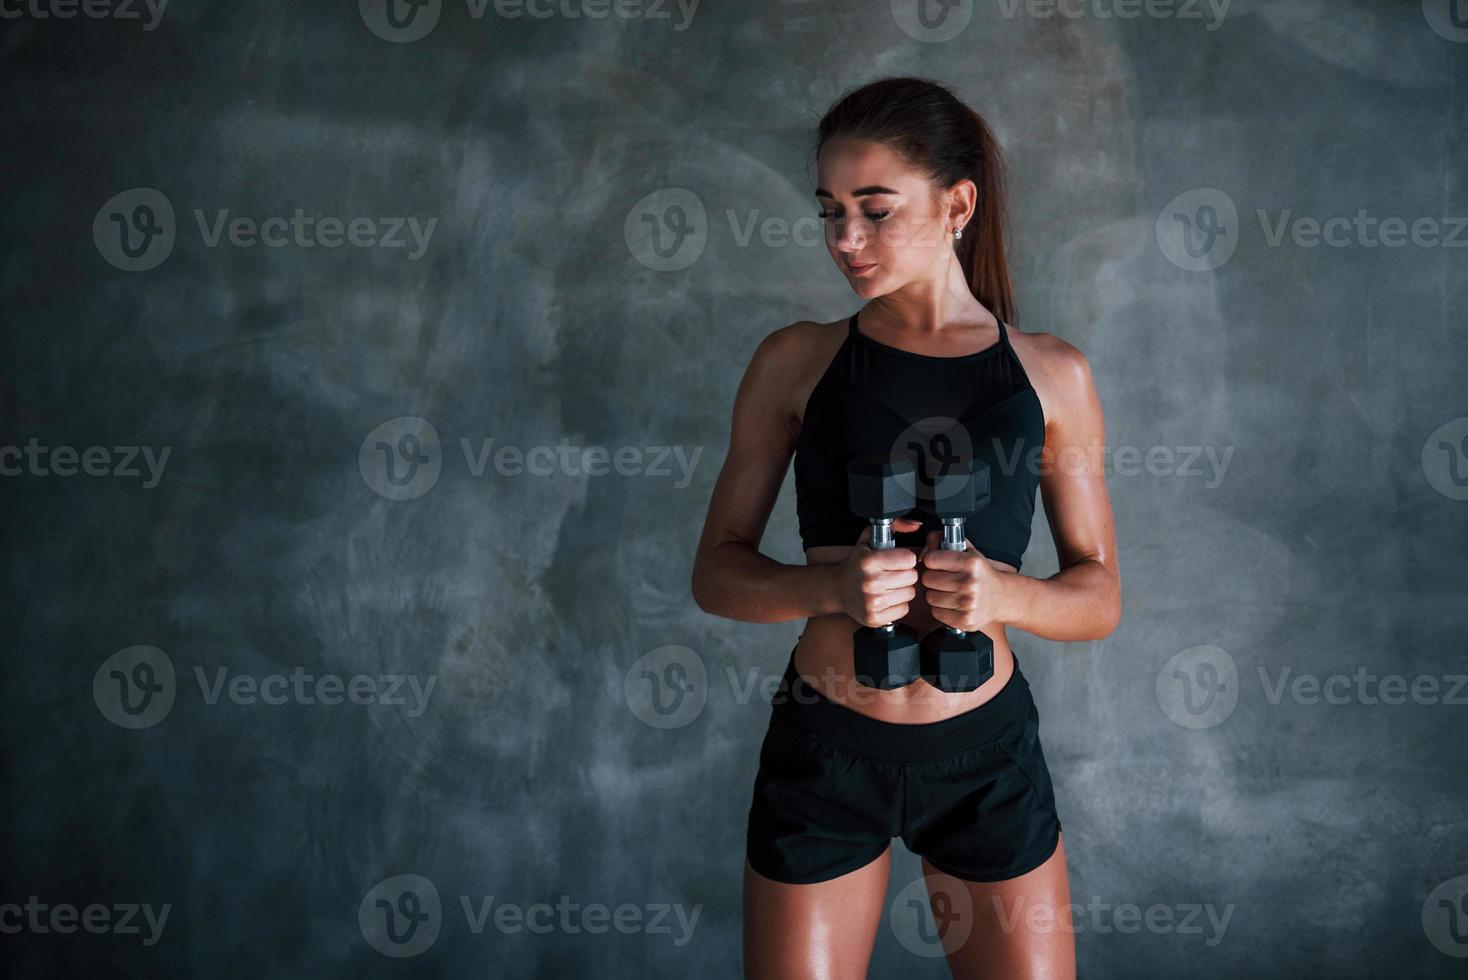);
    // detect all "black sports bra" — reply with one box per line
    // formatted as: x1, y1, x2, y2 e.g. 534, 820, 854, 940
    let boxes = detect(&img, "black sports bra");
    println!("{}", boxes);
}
793, 309, 1046, 570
